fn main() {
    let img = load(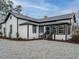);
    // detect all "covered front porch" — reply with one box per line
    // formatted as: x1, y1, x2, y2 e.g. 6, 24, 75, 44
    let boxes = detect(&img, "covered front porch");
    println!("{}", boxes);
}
39, 23, 71, 40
